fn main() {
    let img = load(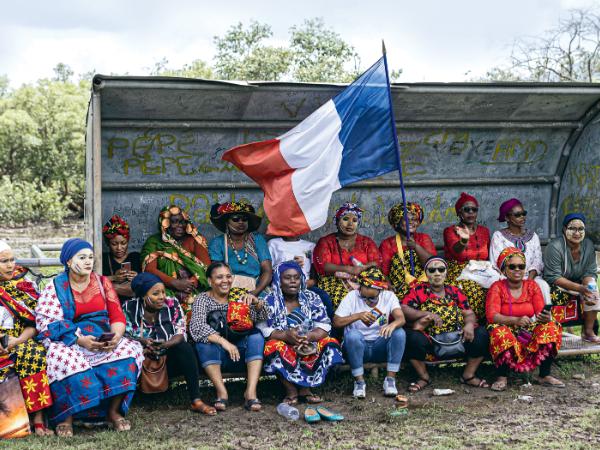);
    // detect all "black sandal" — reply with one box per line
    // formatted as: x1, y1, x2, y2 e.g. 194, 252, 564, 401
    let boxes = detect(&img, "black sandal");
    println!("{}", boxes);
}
213, 398, 228, 411
298, 393, 322, 404
244, 398, 262, 412
408, 378, 431, 393
460, 375, 489, 388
